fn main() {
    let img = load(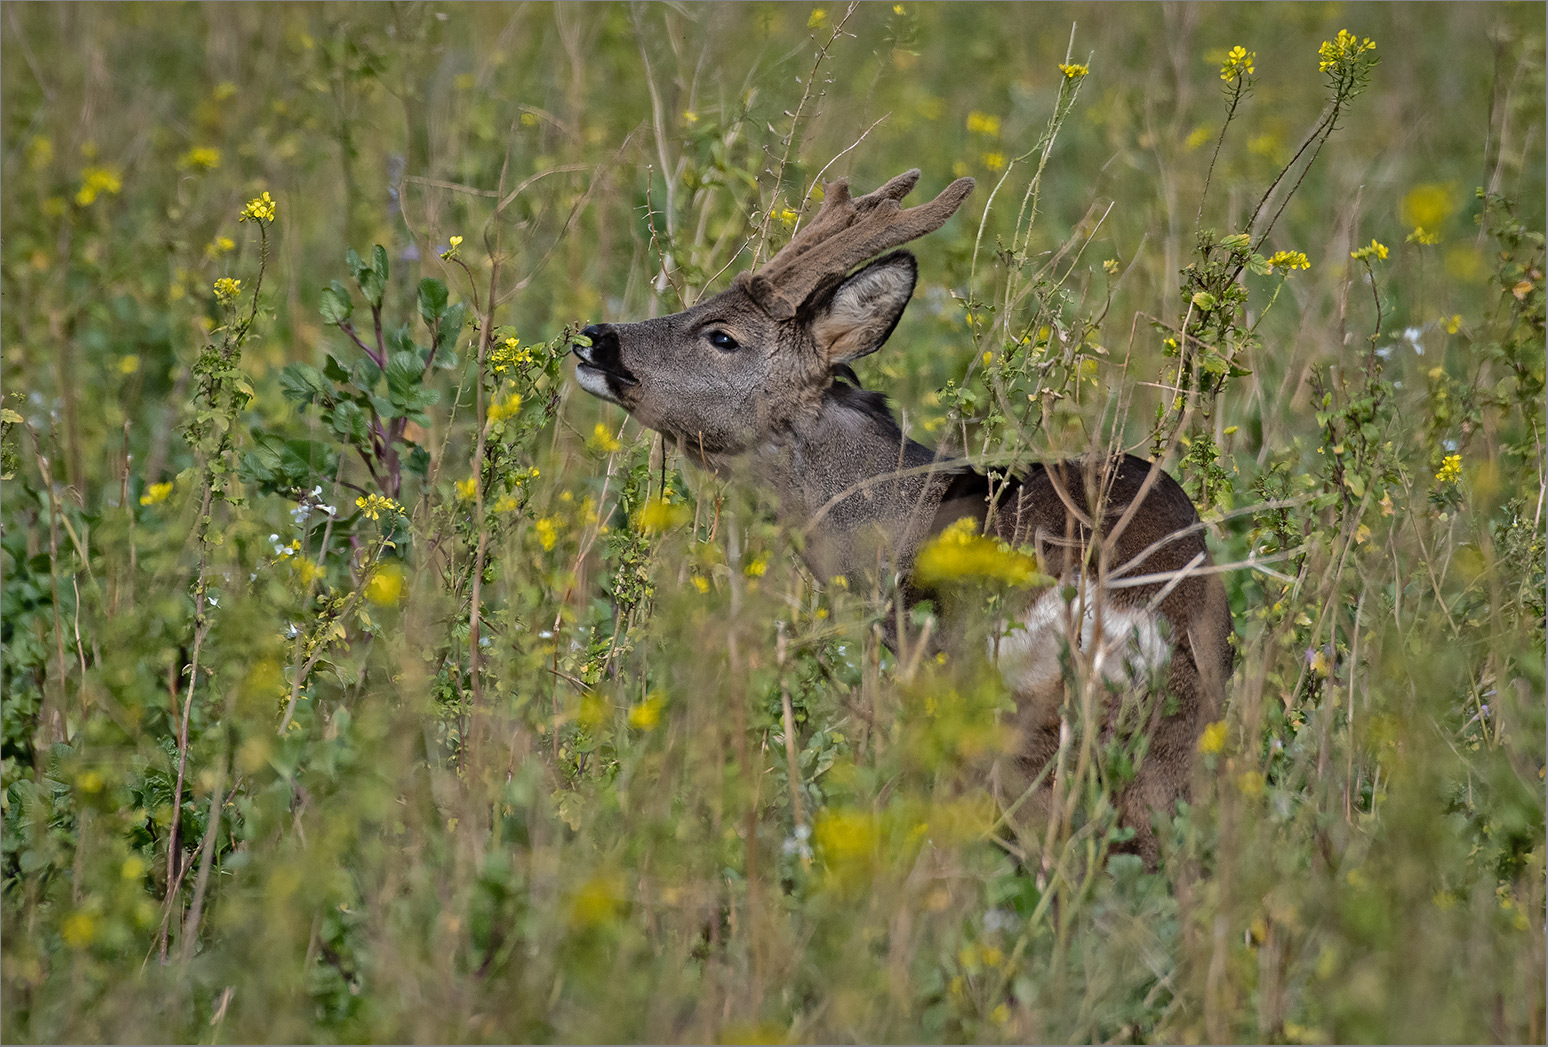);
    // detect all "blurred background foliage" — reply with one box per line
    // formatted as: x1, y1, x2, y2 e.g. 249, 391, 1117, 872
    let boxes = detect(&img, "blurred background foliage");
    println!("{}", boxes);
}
1, 2, 1544, 1042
